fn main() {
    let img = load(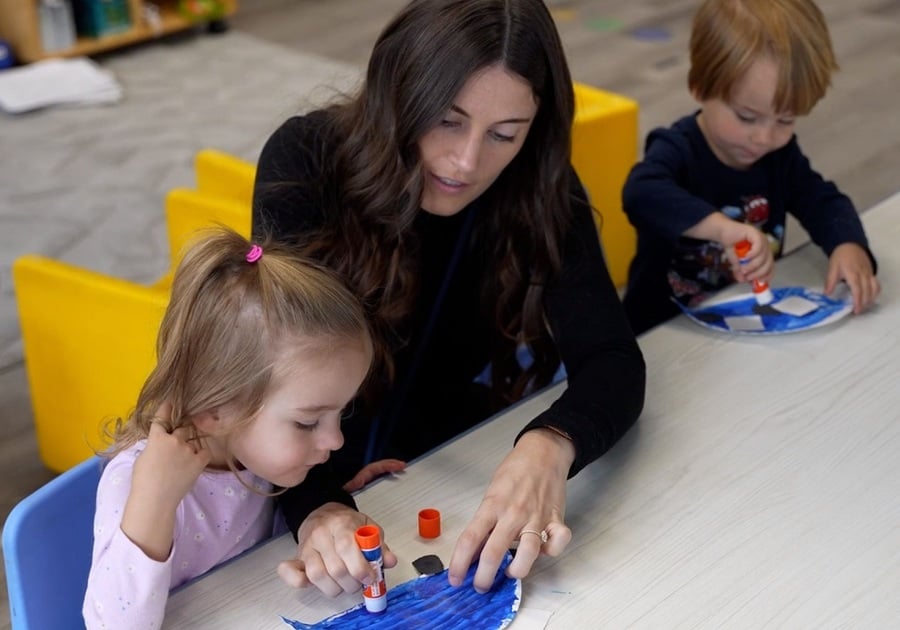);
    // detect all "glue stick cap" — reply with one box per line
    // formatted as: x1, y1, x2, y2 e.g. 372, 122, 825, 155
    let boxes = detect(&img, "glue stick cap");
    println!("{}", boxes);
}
734, 239, 752, 259
355, 525, 381, 550
418, 508, 441, 539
